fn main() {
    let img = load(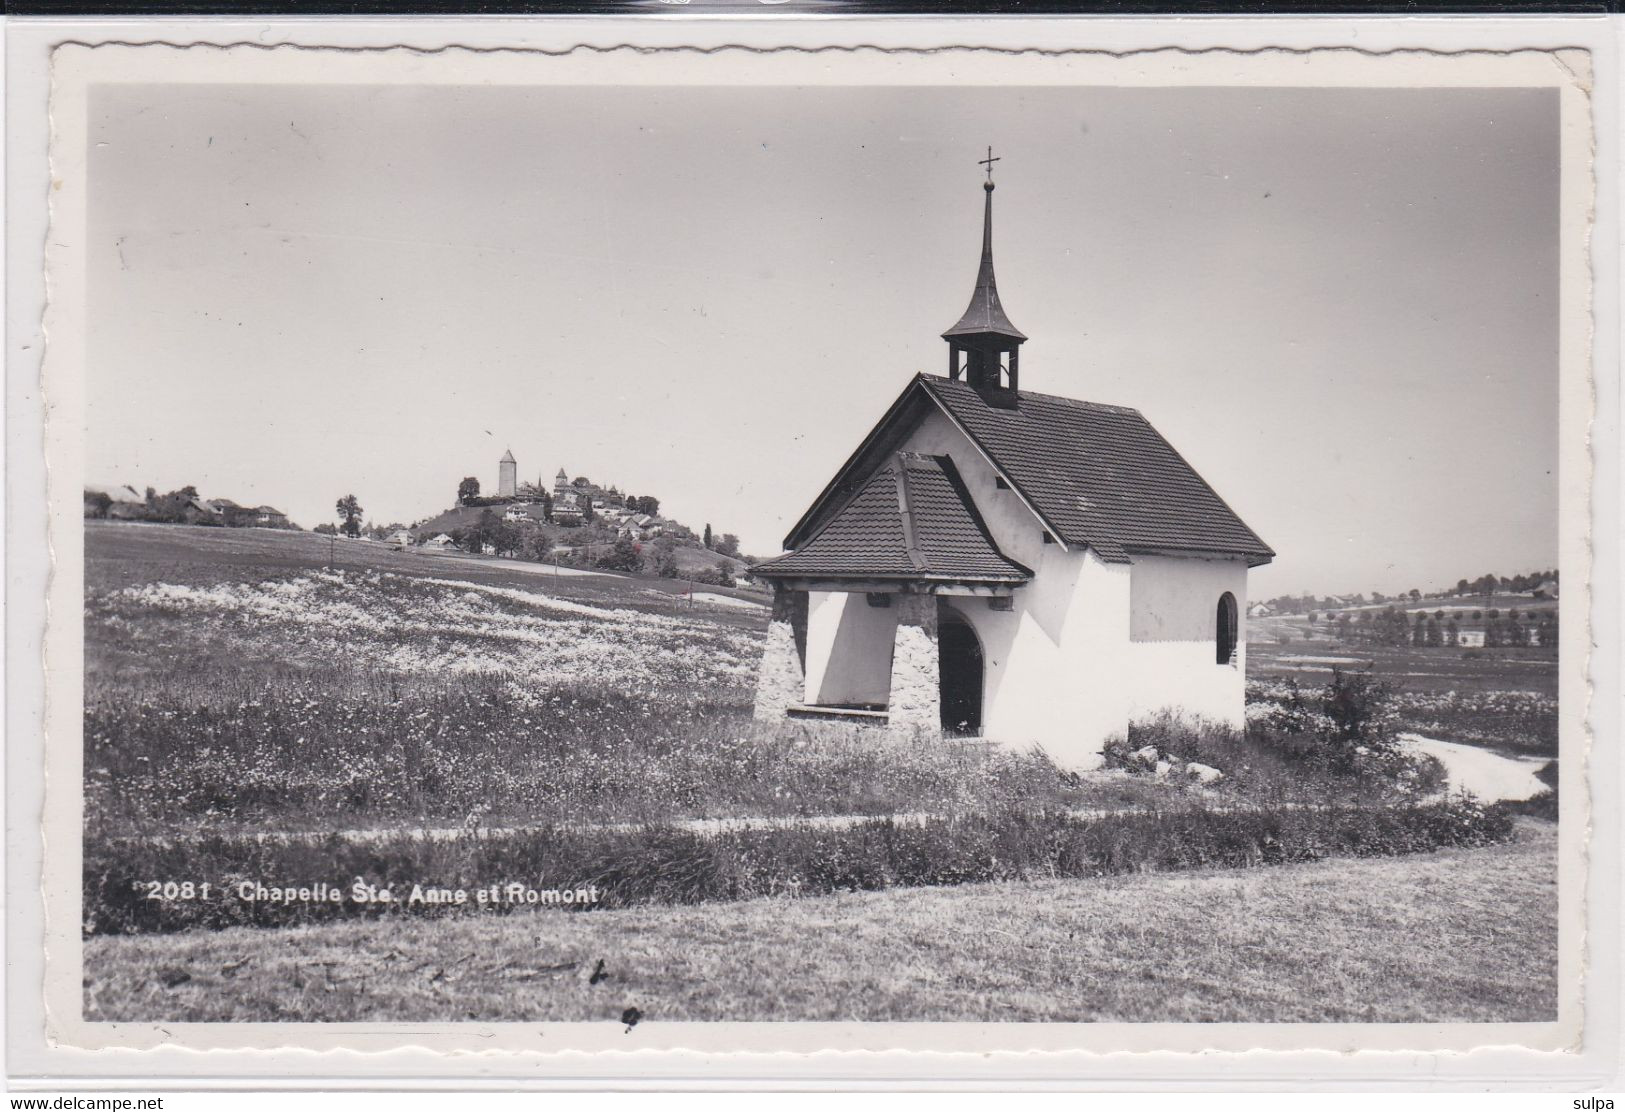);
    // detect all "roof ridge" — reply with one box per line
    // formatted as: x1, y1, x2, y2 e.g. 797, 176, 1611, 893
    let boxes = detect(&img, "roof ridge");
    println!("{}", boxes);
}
891, 453, 929, 572
918, 372, 1142, 416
